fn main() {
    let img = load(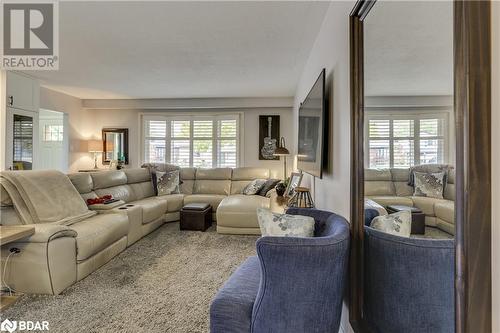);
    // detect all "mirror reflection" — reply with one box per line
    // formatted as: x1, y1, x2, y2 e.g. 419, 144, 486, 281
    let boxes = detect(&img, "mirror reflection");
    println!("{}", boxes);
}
362, 2, 455, 332
102, 128, 128, 165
